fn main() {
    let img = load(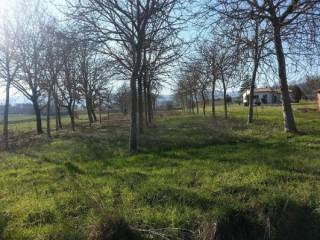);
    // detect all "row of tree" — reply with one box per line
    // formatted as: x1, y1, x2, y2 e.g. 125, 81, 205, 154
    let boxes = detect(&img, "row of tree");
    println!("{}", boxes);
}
0, 0, 184, 152
67, 0, 184, 152
0, 2, 117, 149
1, 0, 320, 152
175, 0, 320, 129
